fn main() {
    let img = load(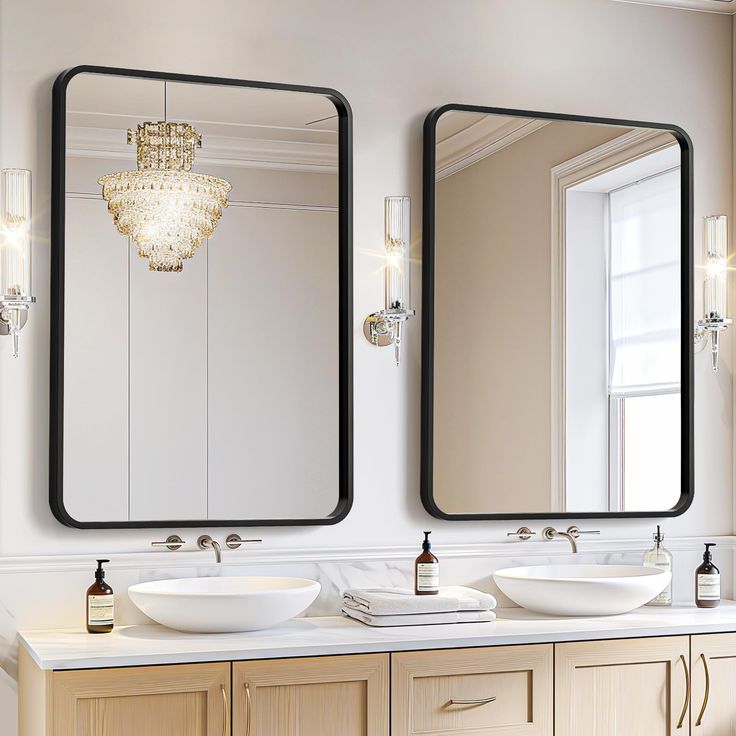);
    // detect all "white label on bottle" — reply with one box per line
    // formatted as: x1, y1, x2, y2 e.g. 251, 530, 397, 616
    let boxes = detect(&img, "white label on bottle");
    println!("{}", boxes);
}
698, 574, 721, 601
88, 595, 114, 626
416, 563, 440, 592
